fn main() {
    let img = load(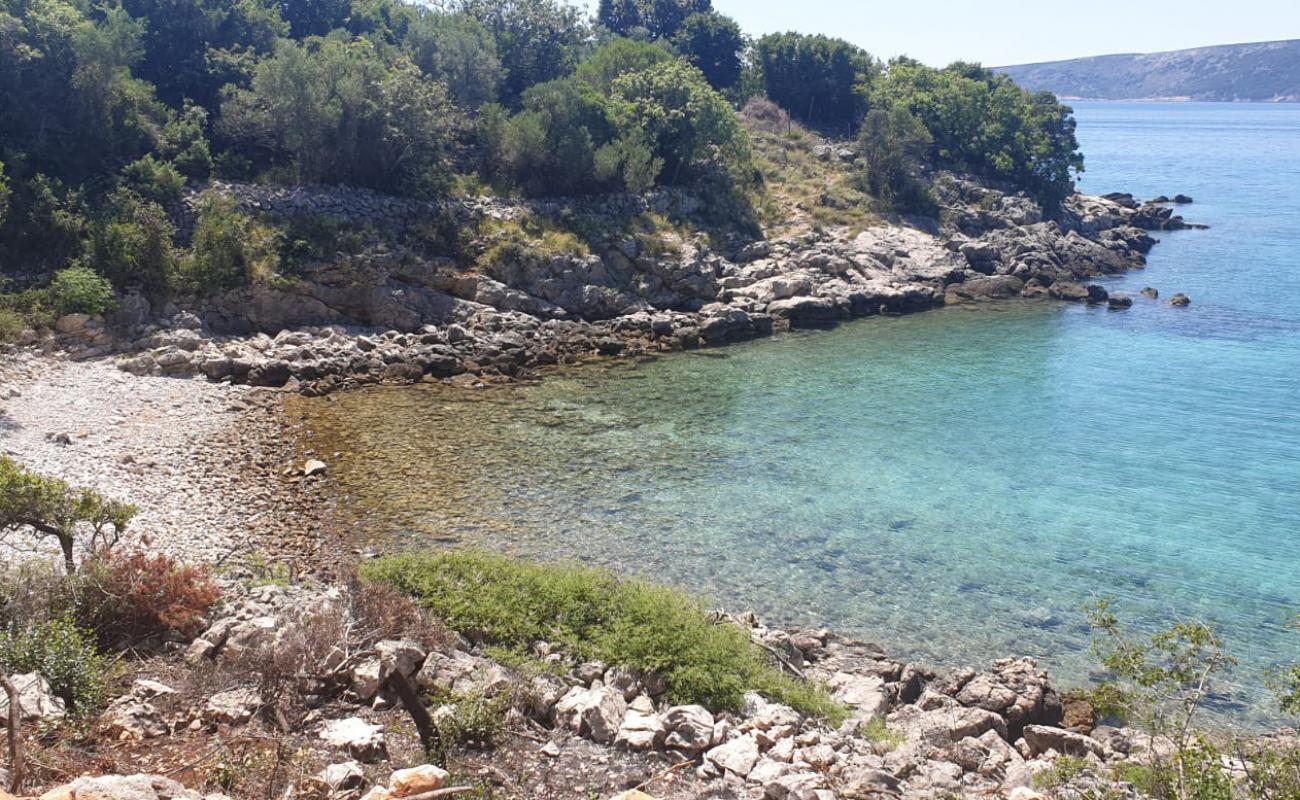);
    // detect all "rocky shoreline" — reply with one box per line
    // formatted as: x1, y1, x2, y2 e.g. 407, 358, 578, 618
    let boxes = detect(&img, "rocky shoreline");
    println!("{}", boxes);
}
0, 181, 1238, 800
25, 177, 1202, 399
